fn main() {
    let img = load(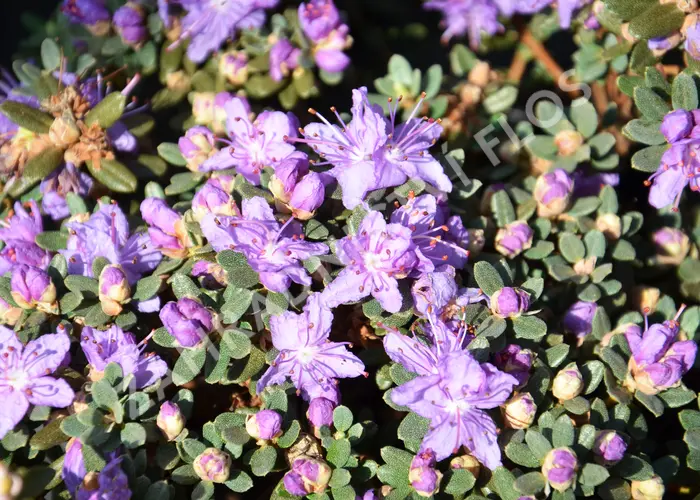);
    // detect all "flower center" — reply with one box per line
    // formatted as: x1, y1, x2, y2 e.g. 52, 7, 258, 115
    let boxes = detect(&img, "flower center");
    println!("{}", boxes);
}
297, 346, 318, 364
5, 369, 29, 390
